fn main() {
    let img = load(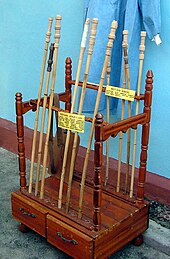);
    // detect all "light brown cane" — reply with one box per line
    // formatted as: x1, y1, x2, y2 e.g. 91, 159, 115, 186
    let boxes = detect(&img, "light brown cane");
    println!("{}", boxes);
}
129, 31, 146, 198
125, 57, 131, 193
39, 15, 62, 199
104, 59, 111, 186
116, 30, 129, 192
28, 17, 53, 193
34, 42, 55, 196
78, 20, 118, 219
65, 18, 98, 213
57, 18, 90, 208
